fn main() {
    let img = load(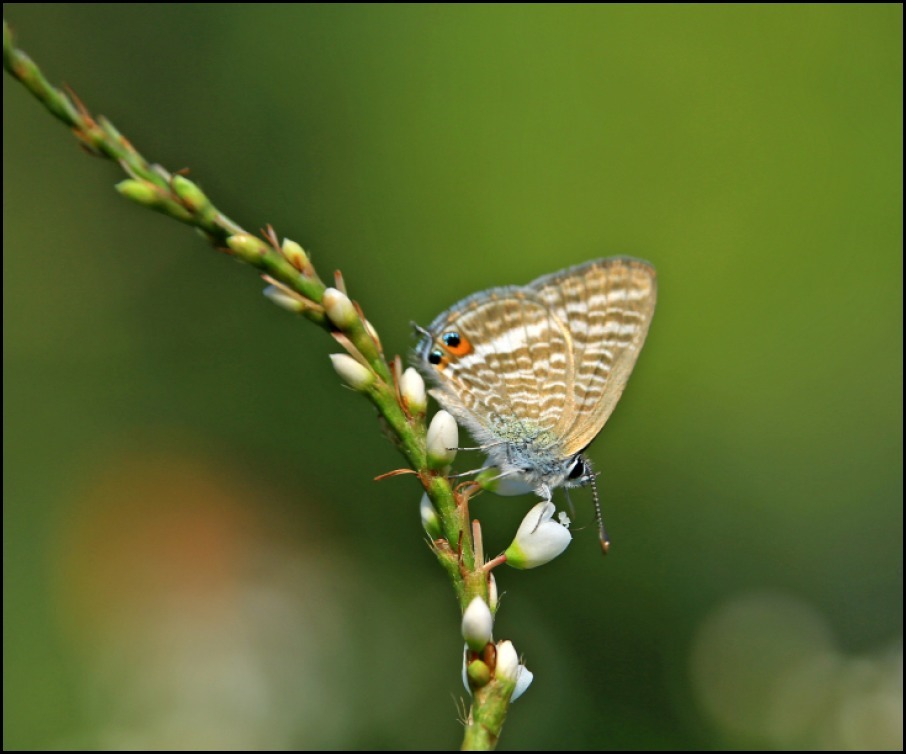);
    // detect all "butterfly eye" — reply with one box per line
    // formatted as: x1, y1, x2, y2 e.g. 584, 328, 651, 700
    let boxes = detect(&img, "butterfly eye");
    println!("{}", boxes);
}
442, 331, 473, 356
428, 349, 445, 367
568, 458, 586, 480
